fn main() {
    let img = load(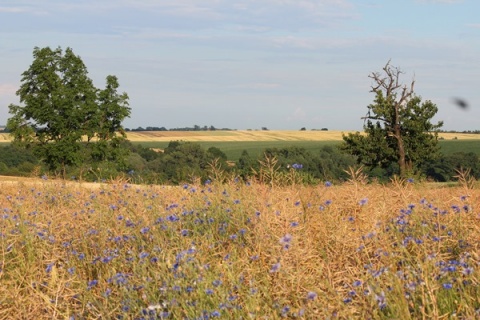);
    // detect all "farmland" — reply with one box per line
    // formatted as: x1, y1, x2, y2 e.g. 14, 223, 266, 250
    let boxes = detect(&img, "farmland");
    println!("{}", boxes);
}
0, 175, 479, 319
1, 130, 479, 161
